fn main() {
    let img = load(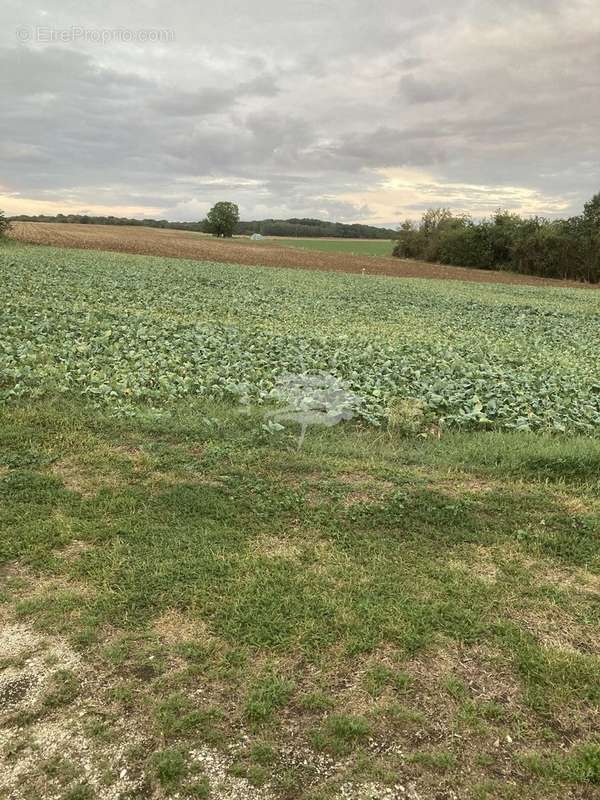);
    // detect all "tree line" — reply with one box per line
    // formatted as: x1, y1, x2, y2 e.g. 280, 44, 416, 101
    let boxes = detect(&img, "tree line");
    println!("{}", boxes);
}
237, 218, 396, 238
8, 213, 206, 232
393, 193, 600, 283
9, 211, 396, 240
